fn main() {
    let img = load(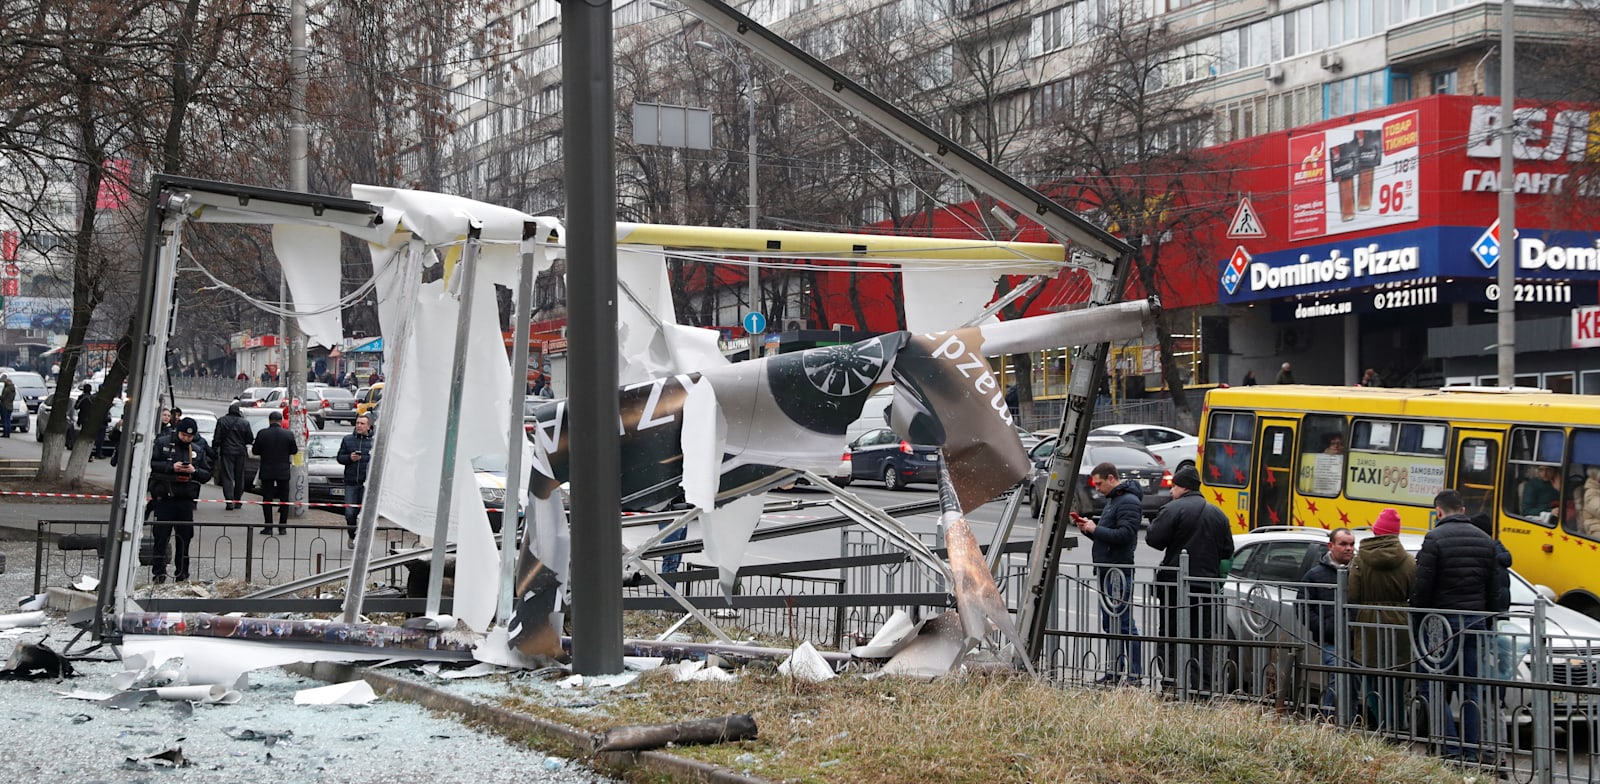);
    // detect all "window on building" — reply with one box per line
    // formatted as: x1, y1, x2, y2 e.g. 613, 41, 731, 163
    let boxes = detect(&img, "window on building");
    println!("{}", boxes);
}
1430, 69, 1457, 95
1324, 70, 1390, 119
